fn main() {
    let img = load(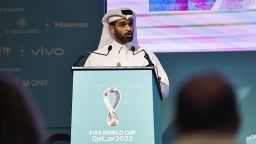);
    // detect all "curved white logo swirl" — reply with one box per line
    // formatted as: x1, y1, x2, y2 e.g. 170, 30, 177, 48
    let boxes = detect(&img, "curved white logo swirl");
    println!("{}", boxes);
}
103, 87, 121, 126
